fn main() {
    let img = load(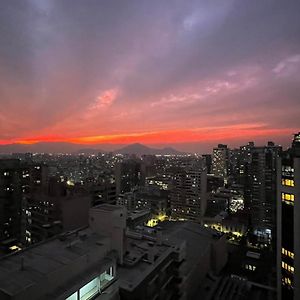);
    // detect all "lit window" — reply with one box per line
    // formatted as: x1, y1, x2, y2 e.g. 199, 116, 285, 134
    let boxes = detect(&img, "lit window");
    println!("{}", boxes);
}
245, 264, 256, 271
65, 267, 114, 300
282, 179, 295, 187
281, 193, 295, 205
282, 248, 294, 259
66, 292, 77, 300
282, 261, 294, 274
9, 245, 22, 251
79, 277, 98, 300
282, 277, 292, 286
